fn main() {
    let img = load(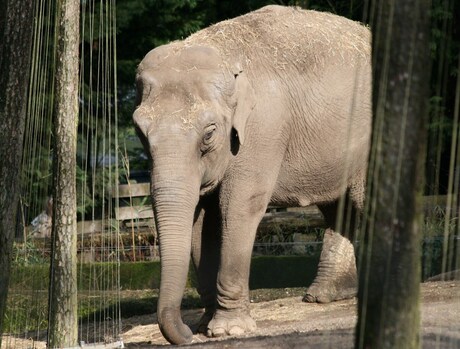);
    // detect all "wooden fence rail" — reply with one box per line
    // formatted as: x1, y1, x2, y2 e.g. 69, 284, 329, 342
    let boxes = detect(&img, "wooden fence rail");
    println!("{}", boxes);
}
112, 182, 329, 228
111, 182, 452, 229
